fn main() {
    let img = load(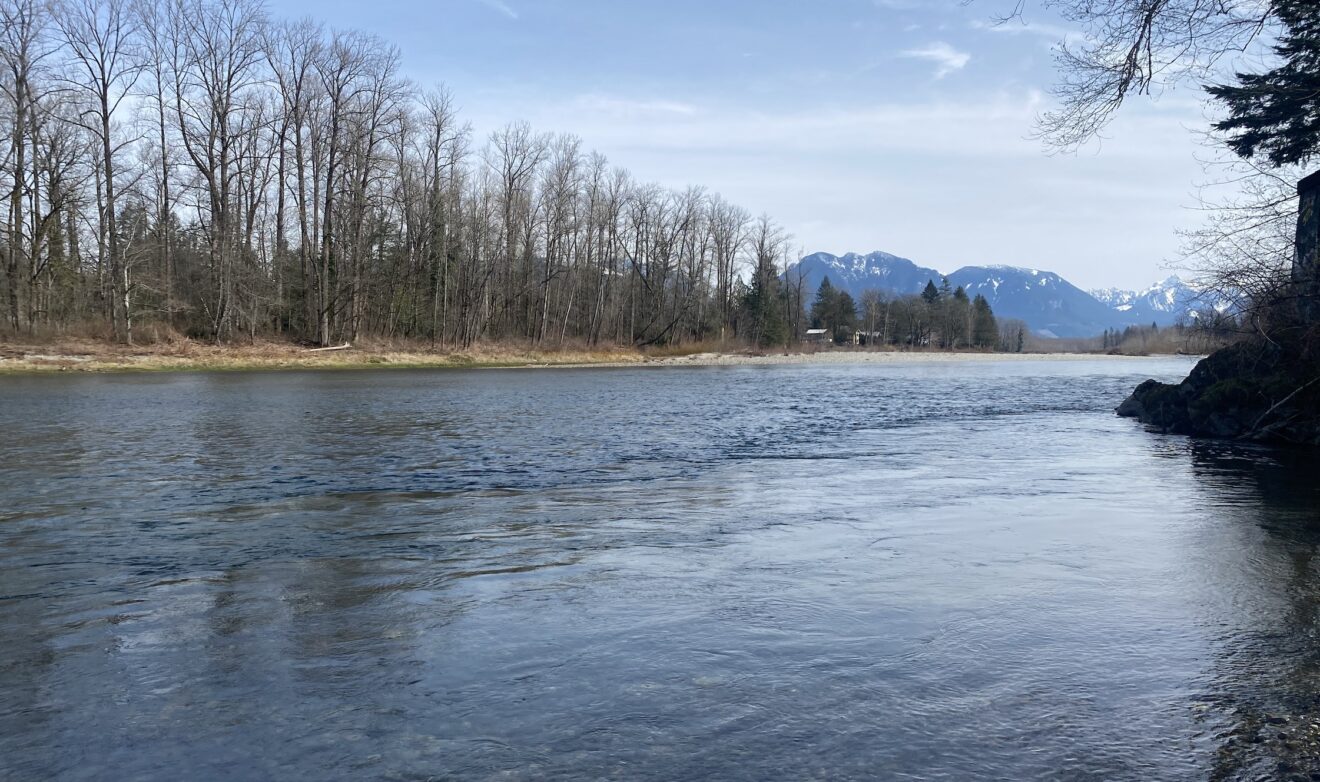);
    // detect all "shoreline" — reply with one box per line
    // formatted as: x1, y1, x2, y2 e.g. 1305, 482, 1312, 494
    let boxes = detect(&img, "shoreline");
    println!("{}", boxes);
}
0, 339, 1197, 375
608, 351, 1196, 369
